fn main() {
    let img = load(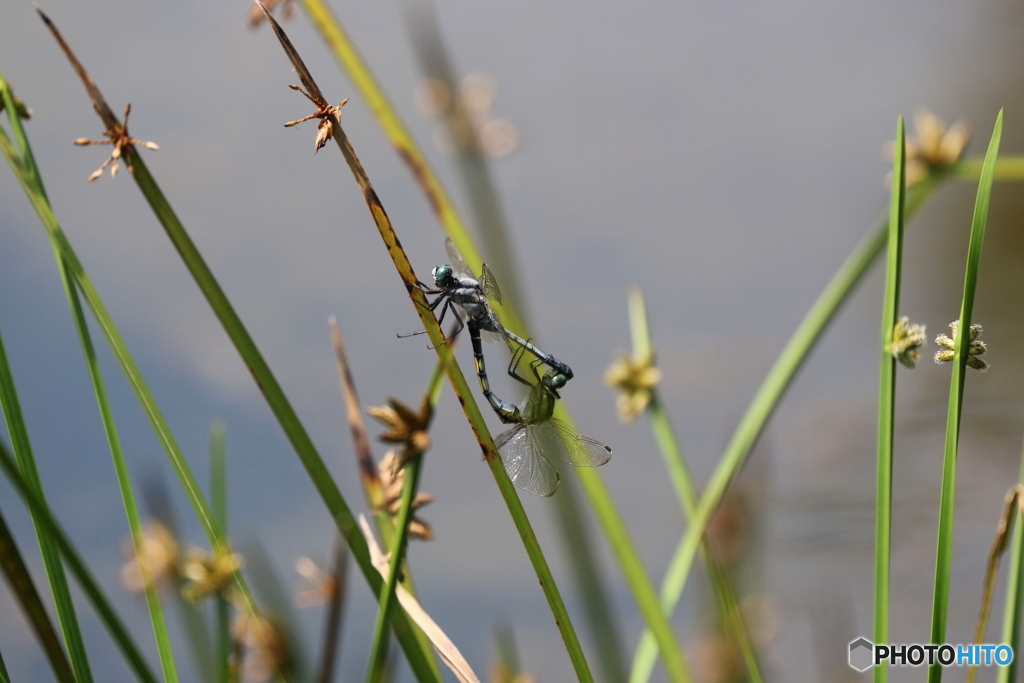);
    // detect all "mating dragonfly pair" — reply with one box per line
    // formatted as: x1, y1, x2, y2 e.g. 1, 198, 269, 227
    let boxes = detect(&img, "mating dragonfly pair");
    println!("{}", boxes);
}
403, 239, 611, 497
